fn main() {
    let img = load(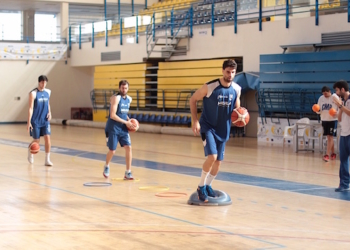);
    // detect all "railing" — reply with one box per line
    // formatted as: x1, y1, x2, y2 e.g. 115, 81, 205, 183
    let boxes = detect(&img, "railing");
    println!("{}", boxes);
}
255, 88, 320, 125
90, 88, 200, 114
68, 0, 350, 48
146, 8, 191, 57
